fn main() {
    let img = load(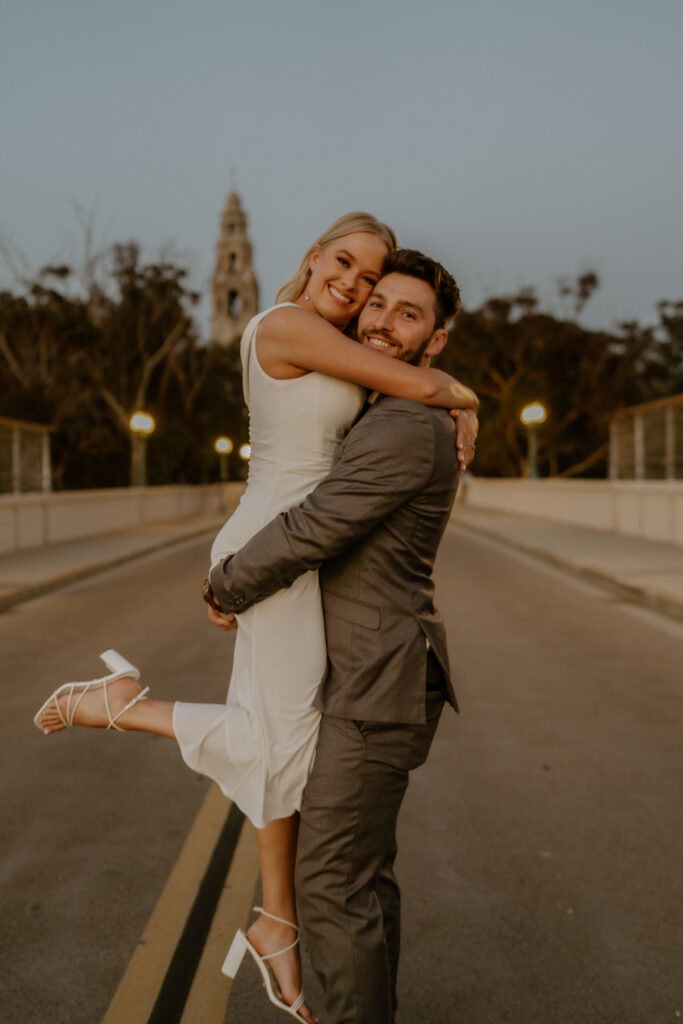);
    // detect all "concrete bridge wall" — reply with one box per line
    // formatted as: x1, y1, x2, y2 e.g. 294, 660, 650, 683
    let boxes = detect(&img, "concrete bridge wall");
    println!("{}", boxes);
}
0, 483, 245, 555
459, 477, 683, 546
3, 478, 681, 555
